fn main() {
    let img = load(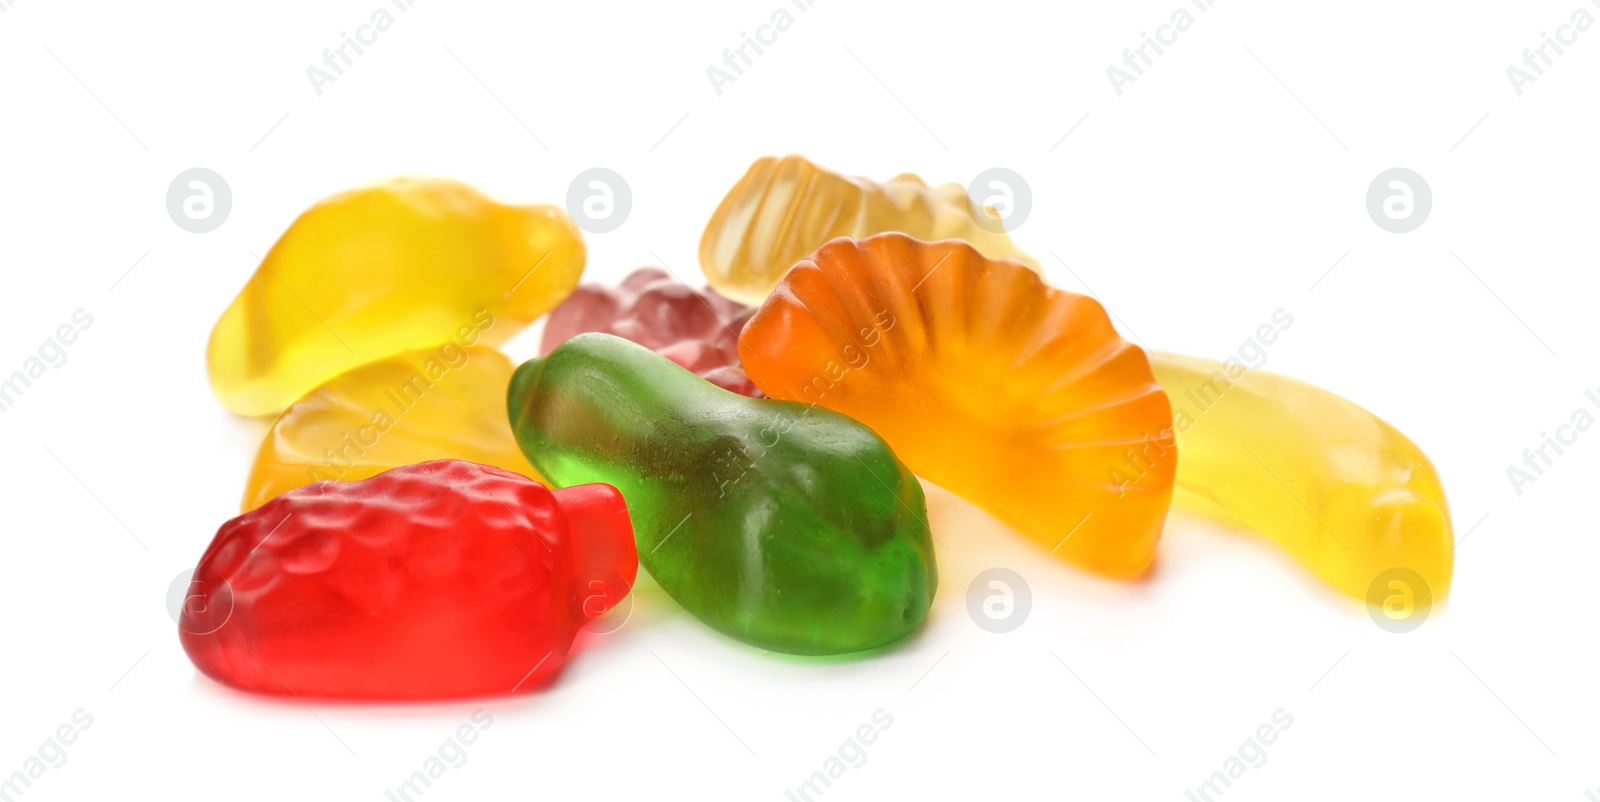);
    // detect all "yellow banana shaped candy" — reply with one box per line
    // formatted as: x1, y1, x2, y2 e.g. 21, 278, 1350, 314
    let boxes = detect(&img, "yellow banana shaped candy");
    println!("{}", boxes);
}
1150, 351, 1453, 607
698, 155, 1039, 306
208, 178, 585, 416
